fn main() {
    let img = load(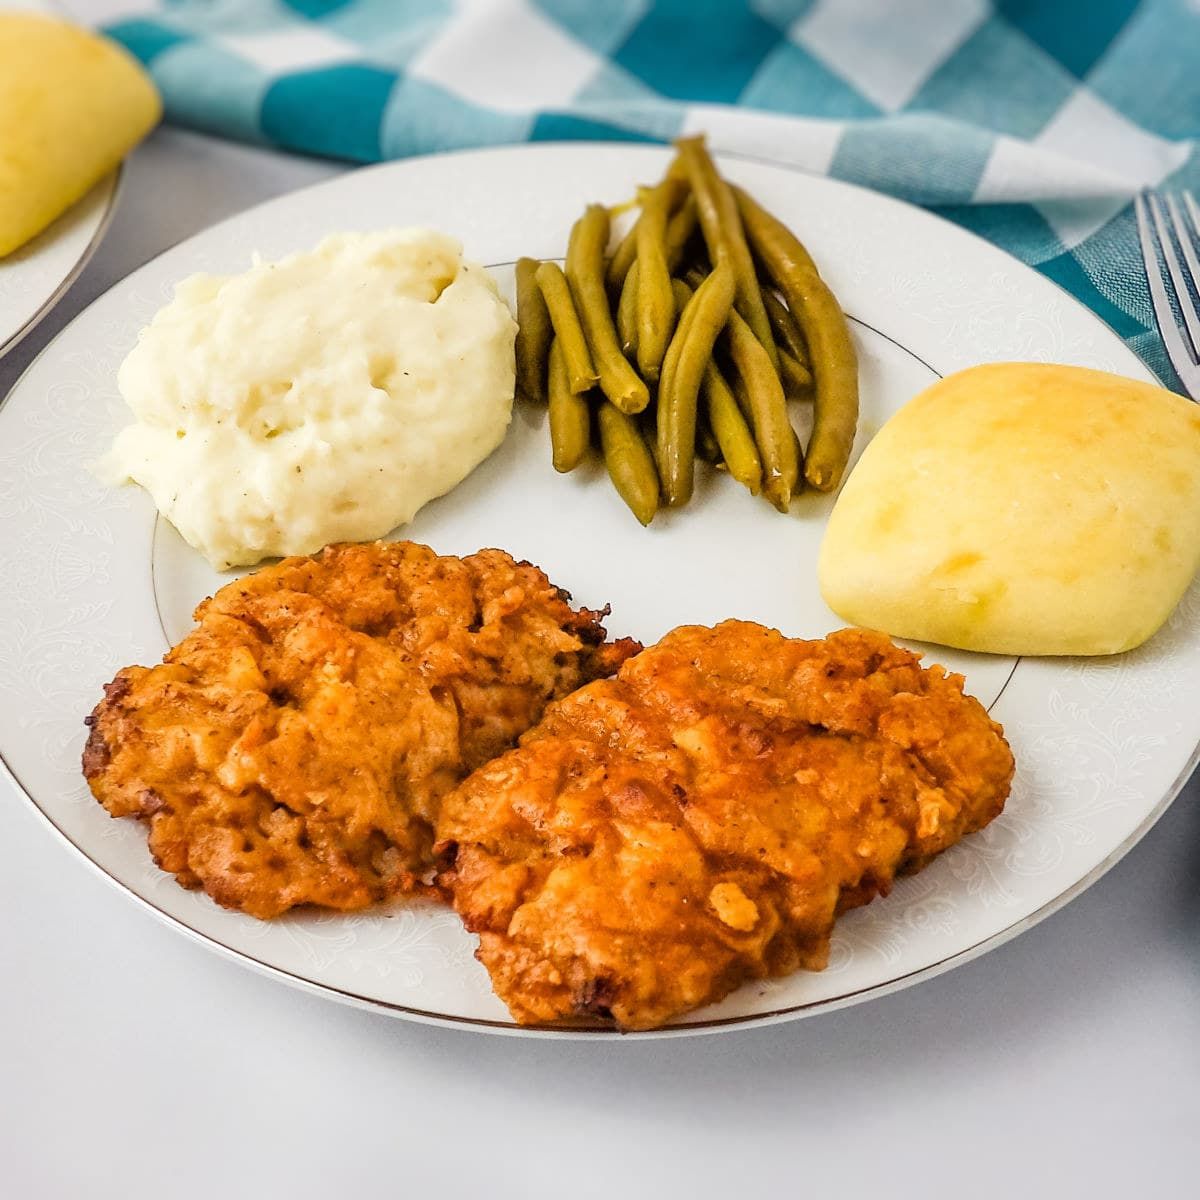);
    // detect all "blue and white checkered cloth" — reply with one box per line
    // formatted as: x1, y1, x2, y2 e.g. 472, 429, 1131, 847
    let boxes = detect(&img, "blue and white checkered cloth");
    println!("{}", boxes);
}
103, 0, 1200, 387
